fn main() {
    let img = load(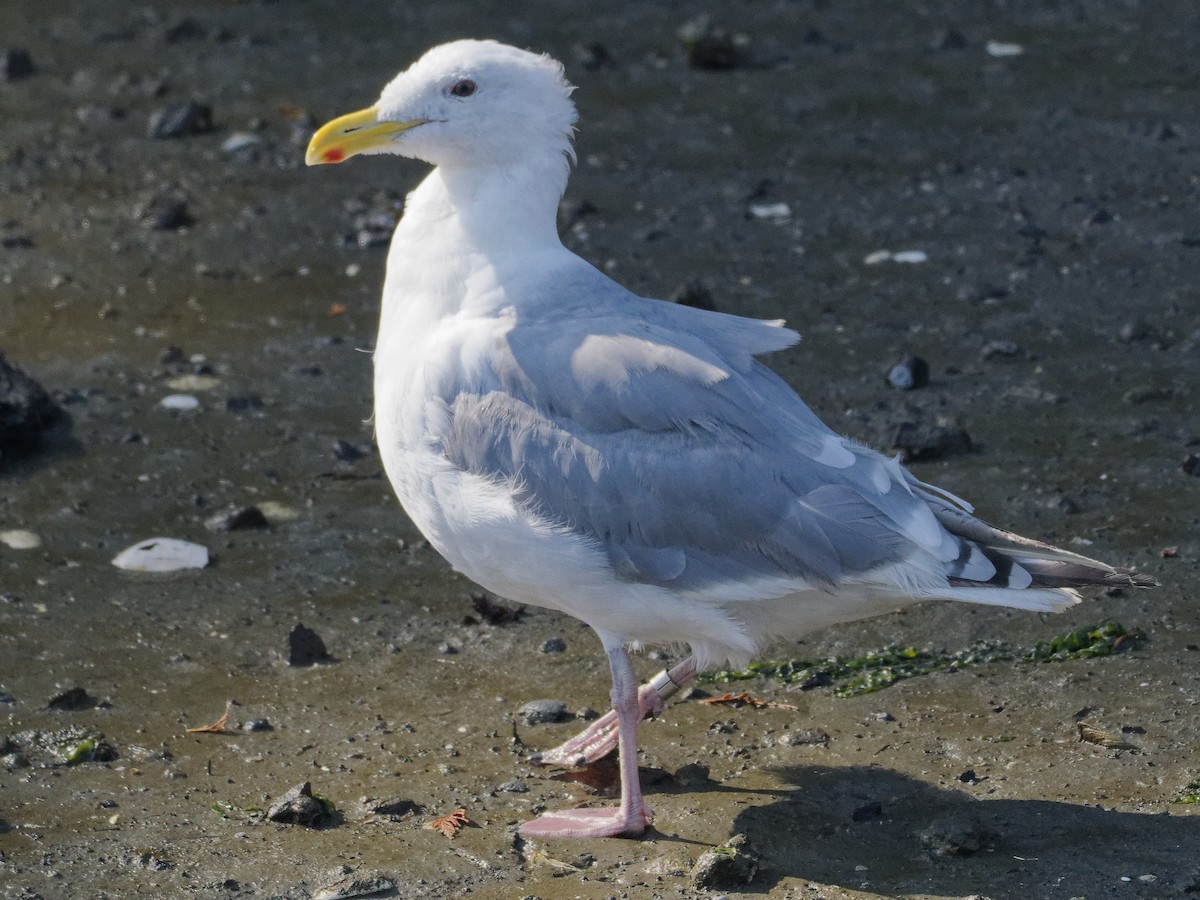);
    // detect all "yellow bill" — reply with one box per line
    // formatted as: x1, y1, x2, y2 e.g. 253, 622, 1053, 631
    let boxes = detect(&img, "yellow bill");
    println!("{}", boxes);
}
305, 107, 426, 166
